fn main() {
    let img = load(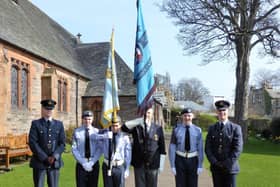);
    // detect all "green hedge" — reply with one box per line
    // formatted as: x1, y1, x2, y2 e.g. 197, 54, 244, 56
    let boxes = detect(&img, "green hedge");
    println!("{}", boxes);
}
194, 113, 217, 130
270, 117, 280, 143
